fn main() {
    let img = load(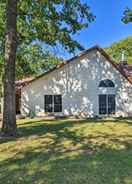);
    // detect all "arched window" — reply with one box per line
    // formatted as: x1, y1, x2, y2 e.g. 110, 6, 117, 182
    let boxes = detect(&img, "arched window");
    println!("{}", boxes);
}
99, 79, 115, 88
